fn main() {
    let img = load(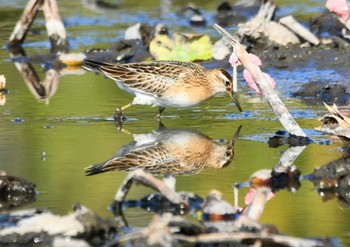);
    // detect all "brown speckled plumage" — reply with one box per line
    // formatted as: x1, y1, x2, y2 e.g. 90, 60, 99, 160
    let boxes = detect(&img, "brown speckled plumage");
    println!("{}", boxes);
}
85, 127, 241, 176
